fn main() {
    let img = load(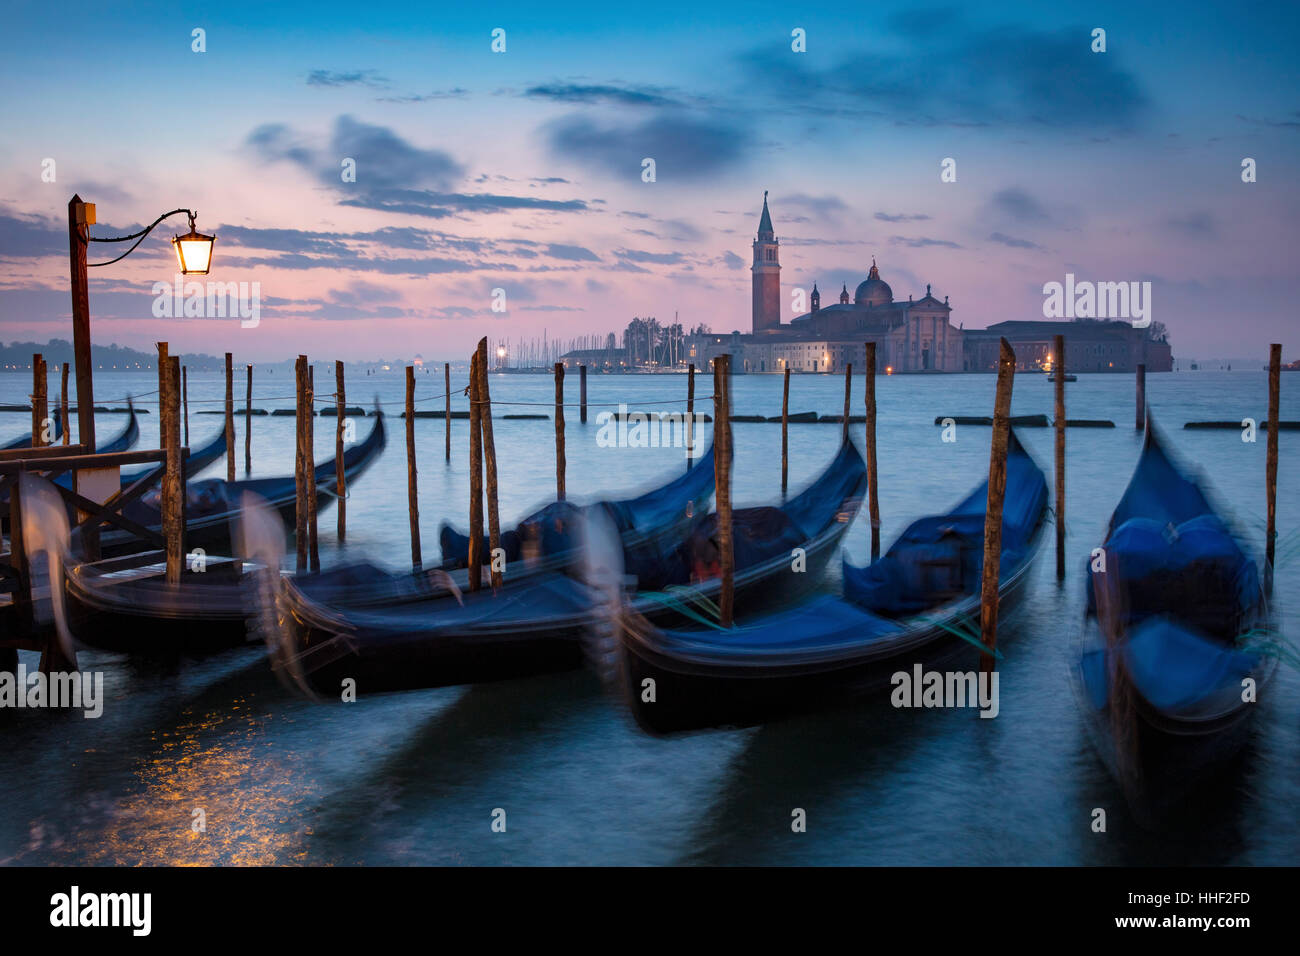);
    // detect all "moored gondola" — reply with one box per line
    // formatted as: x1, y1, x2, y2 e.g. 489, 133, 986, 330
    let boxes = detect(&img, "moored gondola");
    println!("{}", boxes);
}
615, 431, 1048, 734
271, 440, 866, 697
1069, 417, 1277, 813
91, 410, 385, 557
